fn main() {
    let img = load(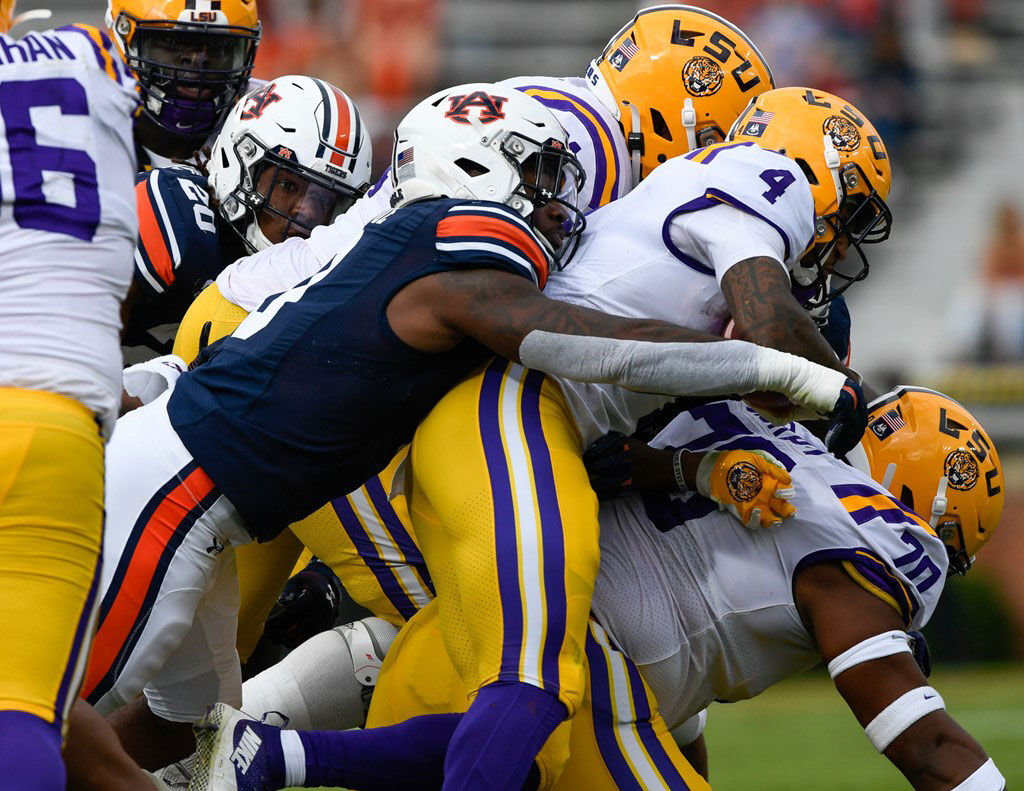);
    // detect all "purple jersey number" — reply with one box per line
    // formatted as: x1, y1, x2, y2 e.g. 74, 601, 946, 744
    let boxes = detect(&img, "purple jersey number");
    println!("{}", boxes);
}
0, 78, 101, 242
